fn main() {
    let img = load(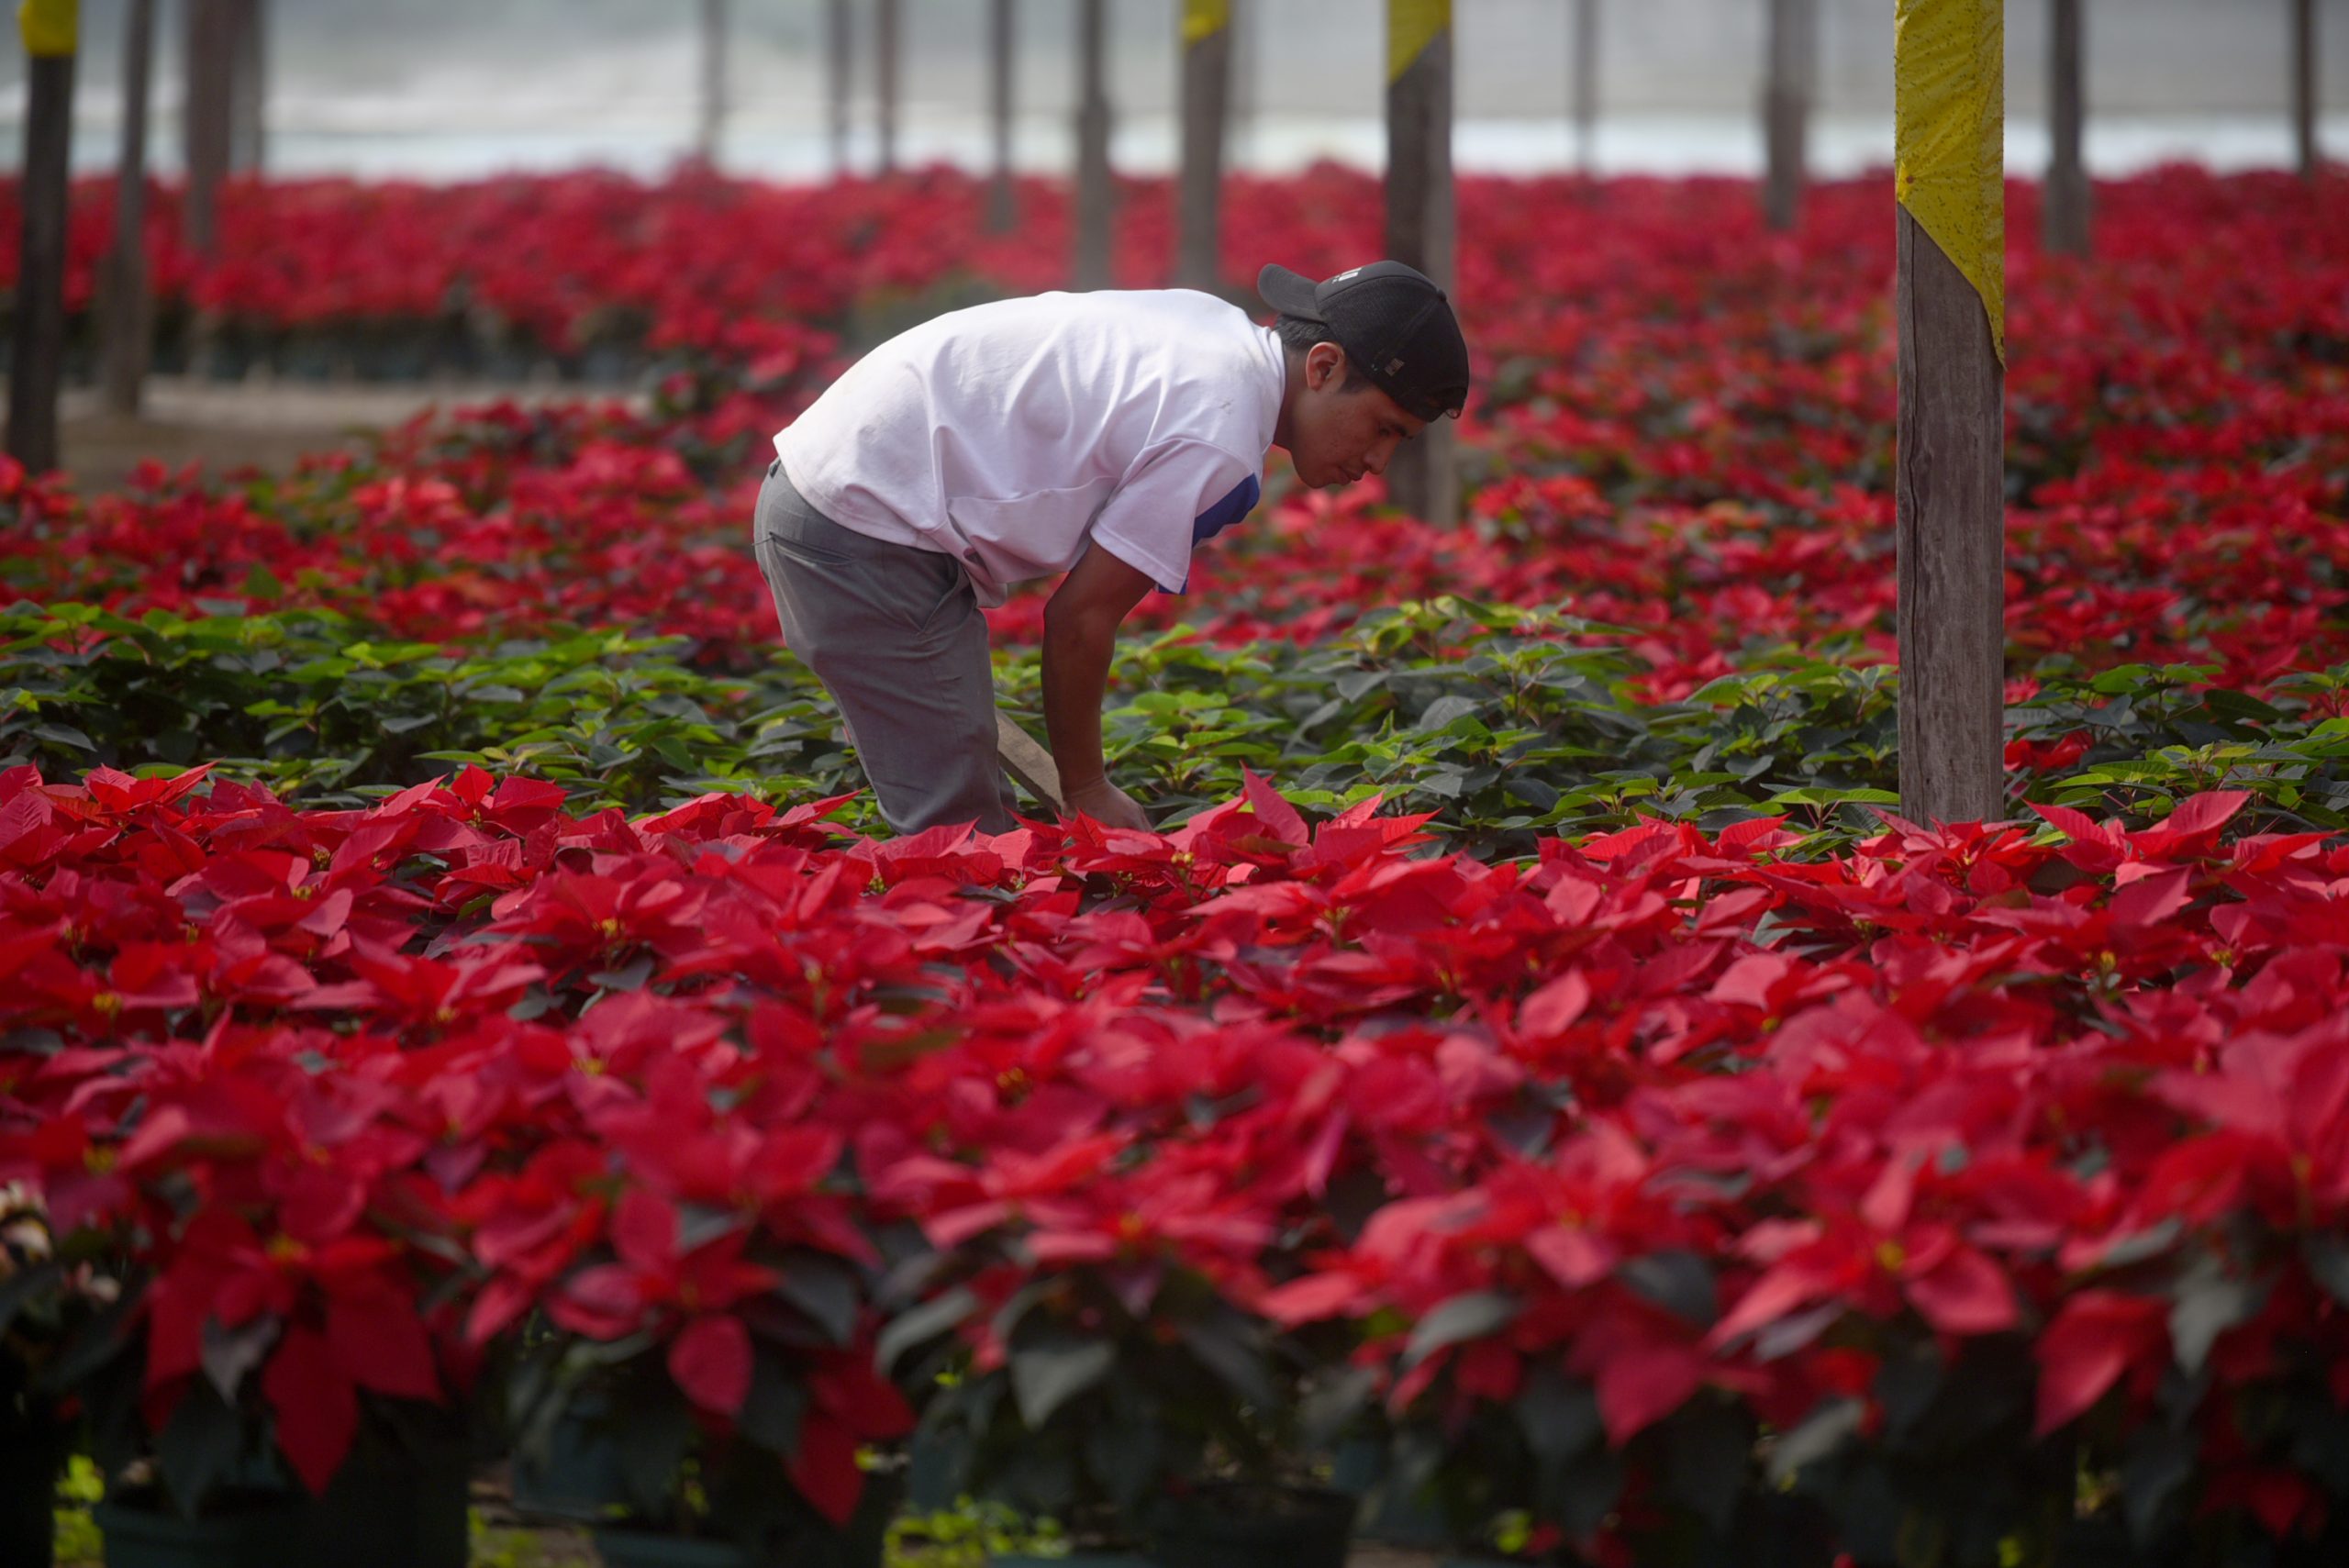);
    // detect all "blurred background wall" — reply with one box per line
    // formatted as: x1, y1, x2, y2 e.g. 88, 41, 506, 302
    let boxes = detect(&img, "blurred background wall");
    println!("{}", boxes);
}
4, 0, 2346, 179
